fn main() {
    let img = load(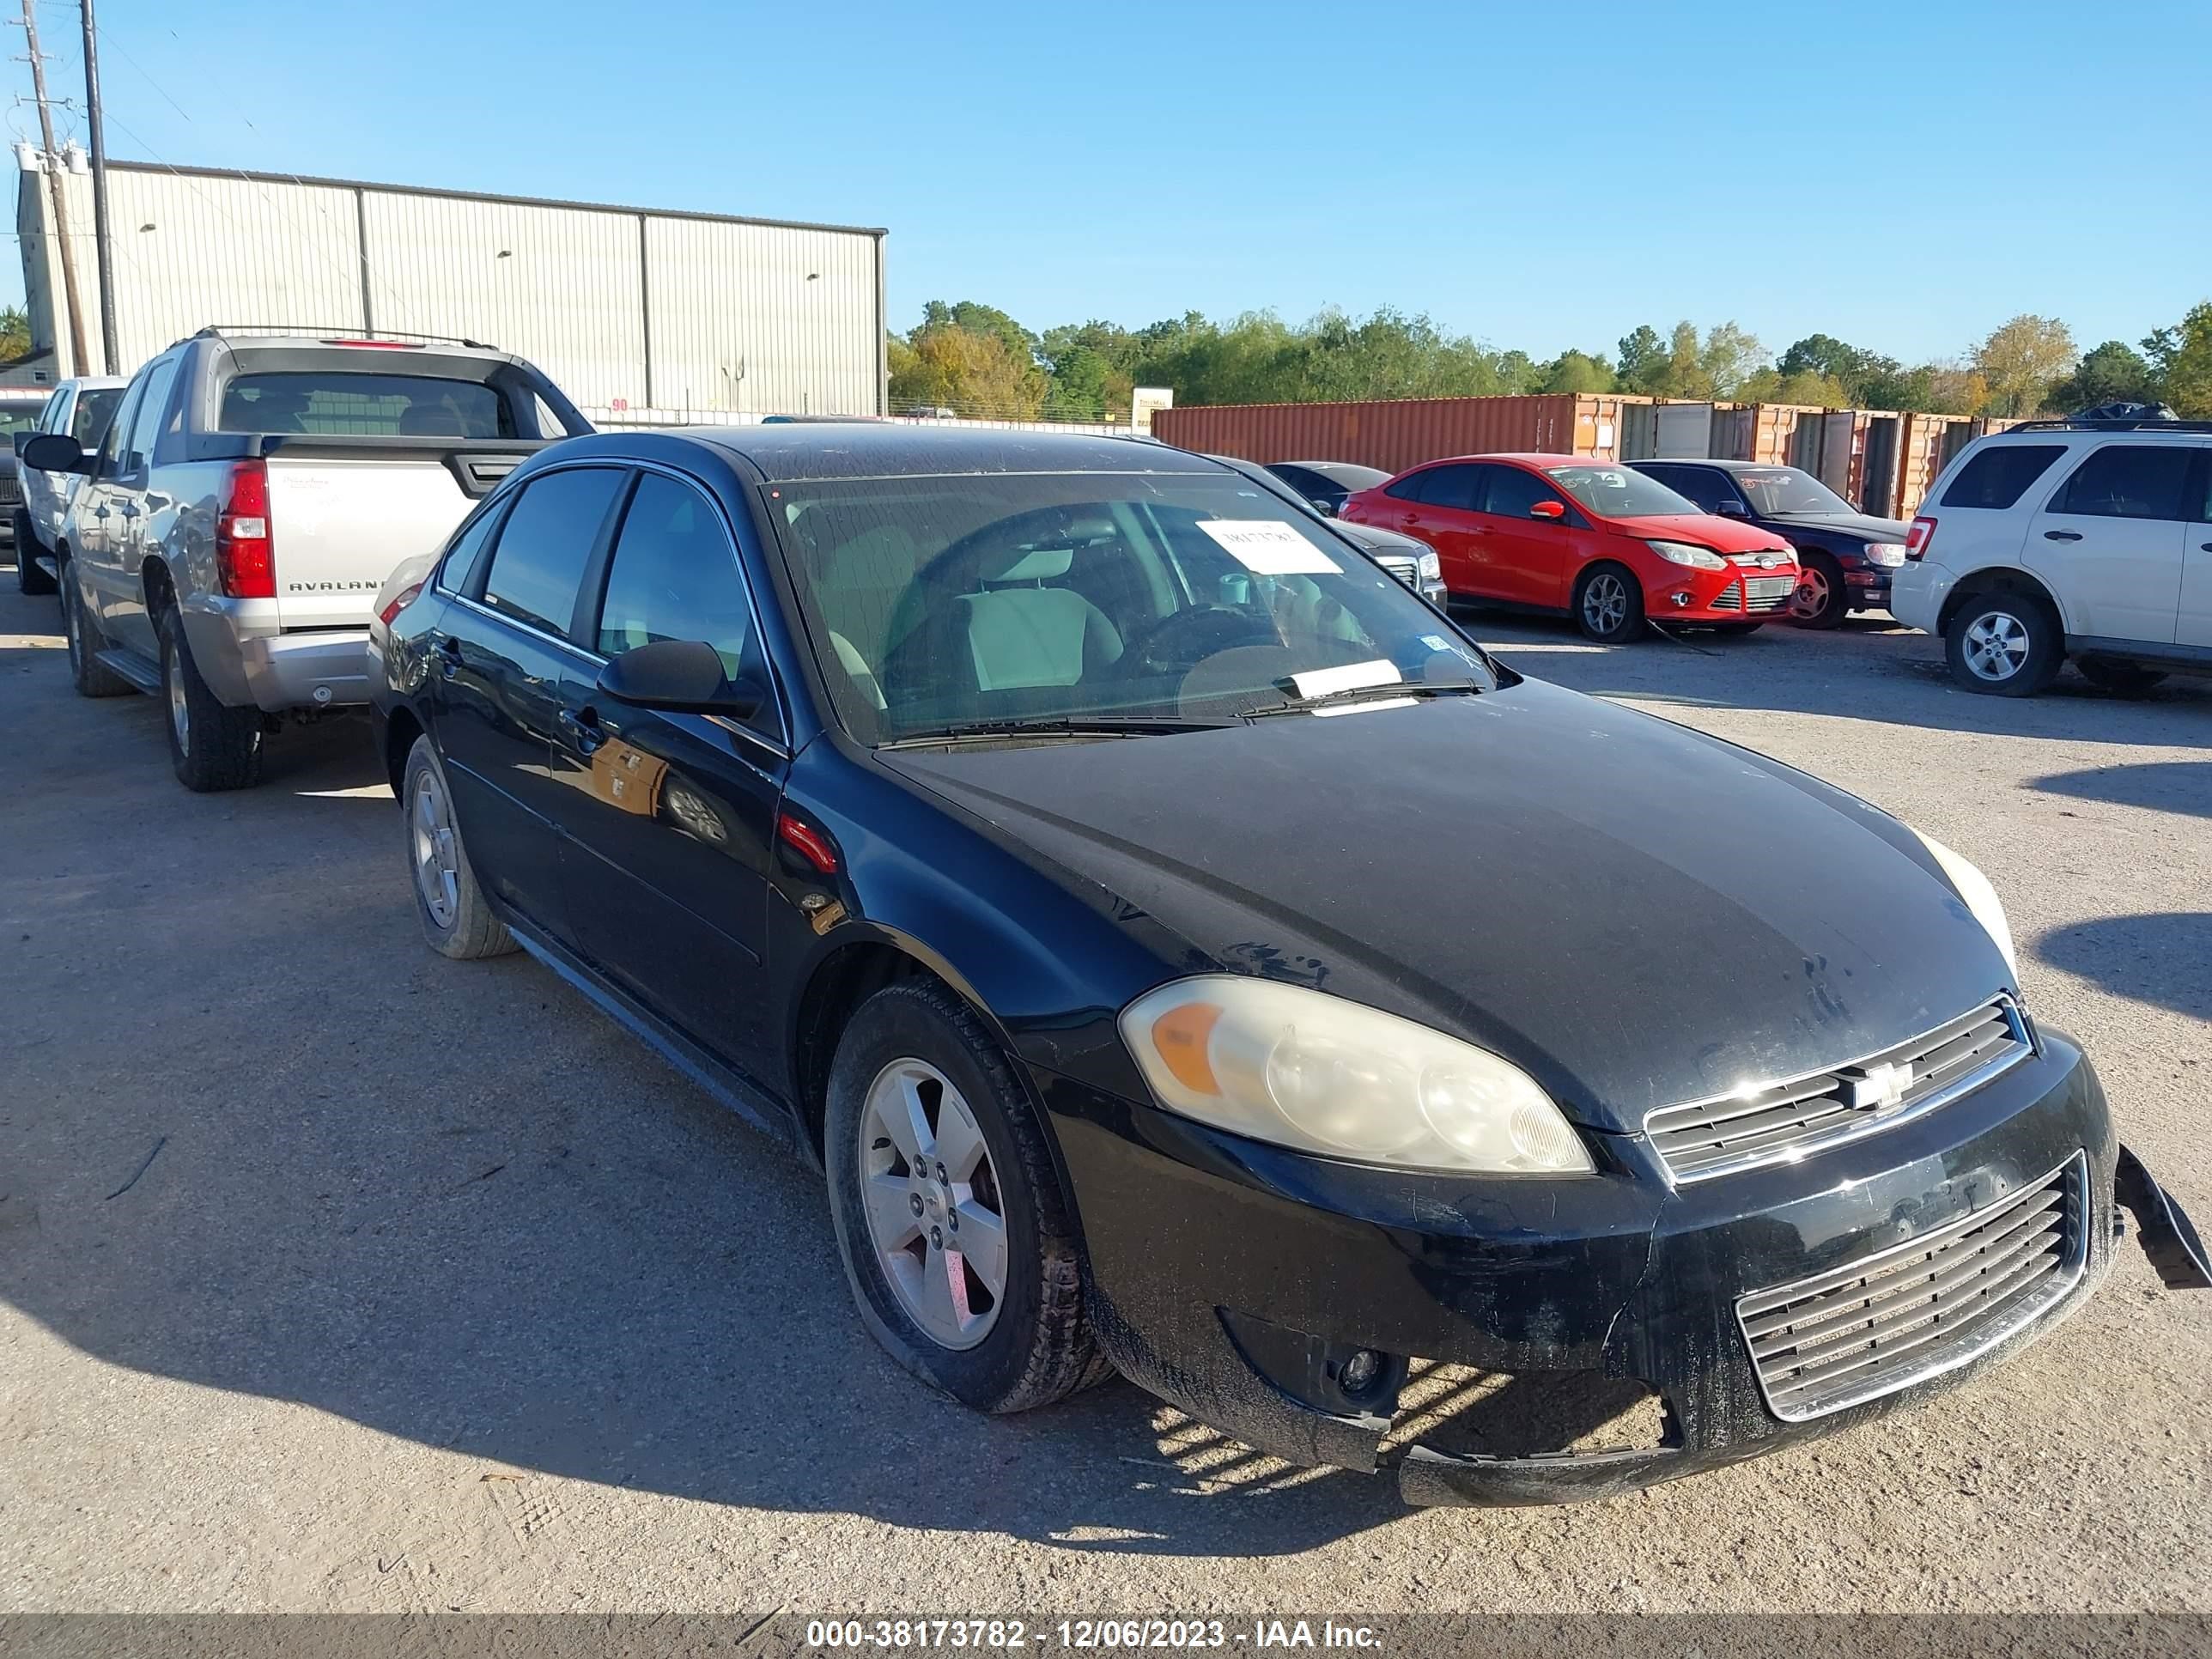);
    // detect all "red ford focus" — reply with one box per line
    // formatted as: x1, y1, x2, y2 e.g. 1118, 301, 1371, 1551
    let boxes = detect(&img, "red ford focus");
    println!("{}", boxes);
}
1340, 453, 1800, 642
